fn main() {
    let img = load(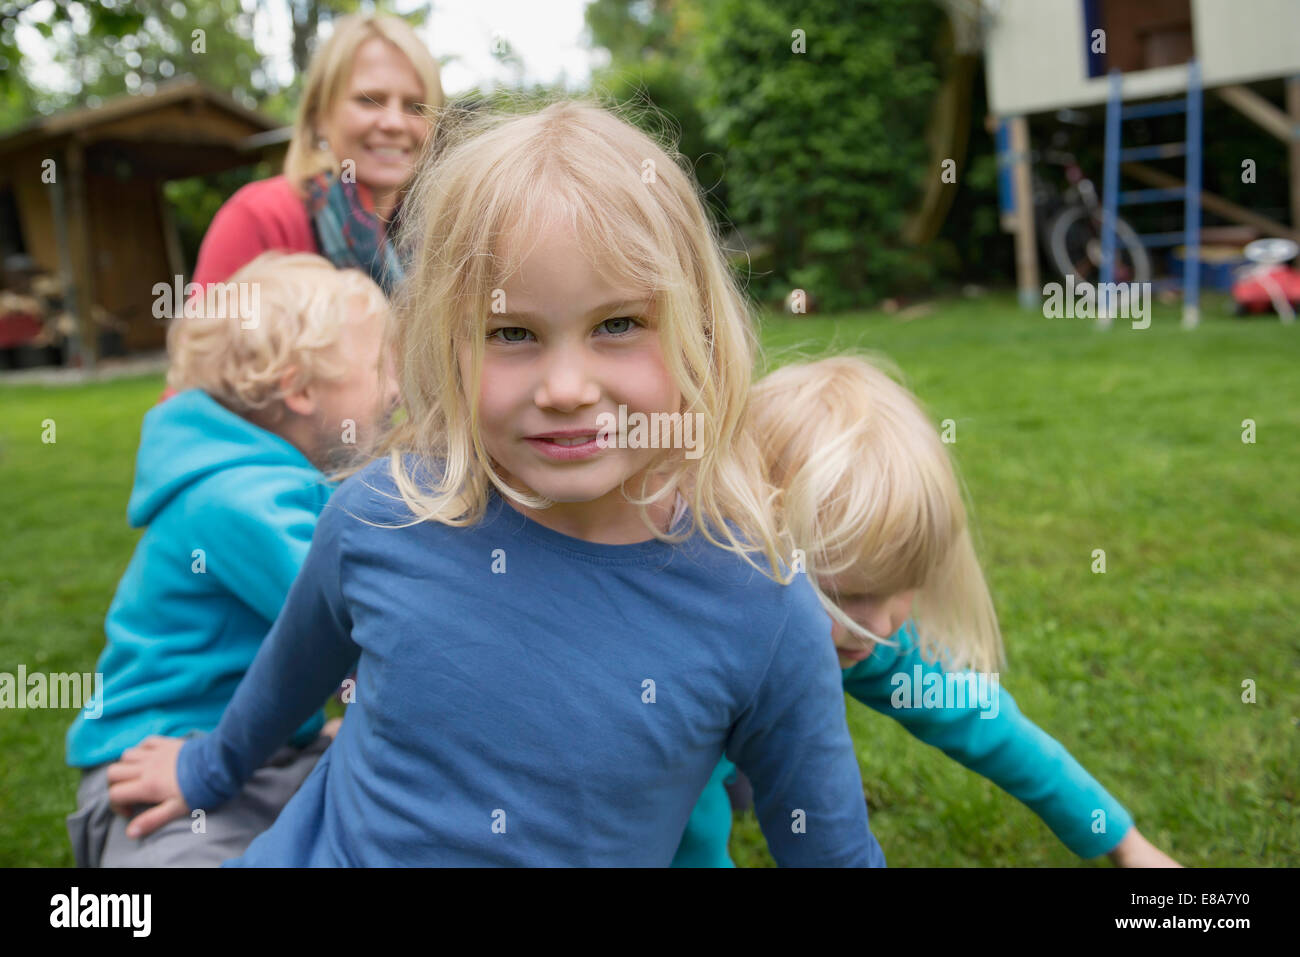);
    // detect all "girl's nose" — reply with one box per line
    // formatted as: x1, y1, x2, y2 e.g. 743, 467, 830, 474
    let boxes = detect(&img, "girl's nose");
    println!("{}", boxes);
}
865, 613, 895, 639
535, 351, 600, 412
